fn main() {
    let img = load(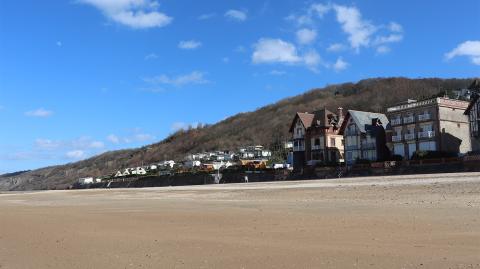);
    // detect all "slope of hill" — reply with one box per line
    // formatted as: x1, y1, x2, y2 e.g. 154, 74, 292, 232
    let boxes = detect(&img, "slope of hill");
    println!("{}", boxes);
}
0, 77, 473, 191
